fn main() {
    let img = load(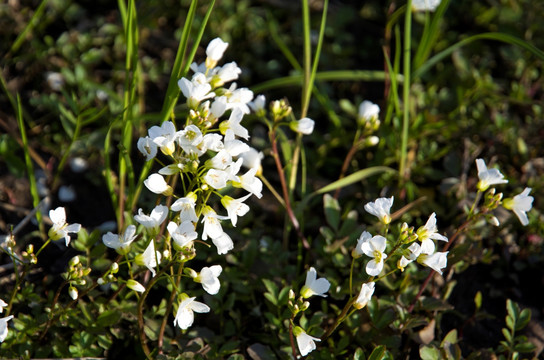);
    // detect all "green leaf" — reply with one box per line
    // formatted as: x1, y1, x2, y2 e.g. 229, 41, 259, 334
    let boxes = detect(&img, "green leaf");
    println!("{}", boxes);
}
419, 345, 440, 360
339, 210, 359, 238
441, 329, 458, 346
264, 293, 277, 306
515, 308, 531, 331
513, 342, 536, 353
368, 345, 386, 360
506, 299, 520, 322
96, 309, 122, 327
262, 279, 278, 298
506, 316, 515, 332
502, 328, 512, 343
314, 167, 396, 195
323, 194, 341, 231
353, 347, 365, 360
